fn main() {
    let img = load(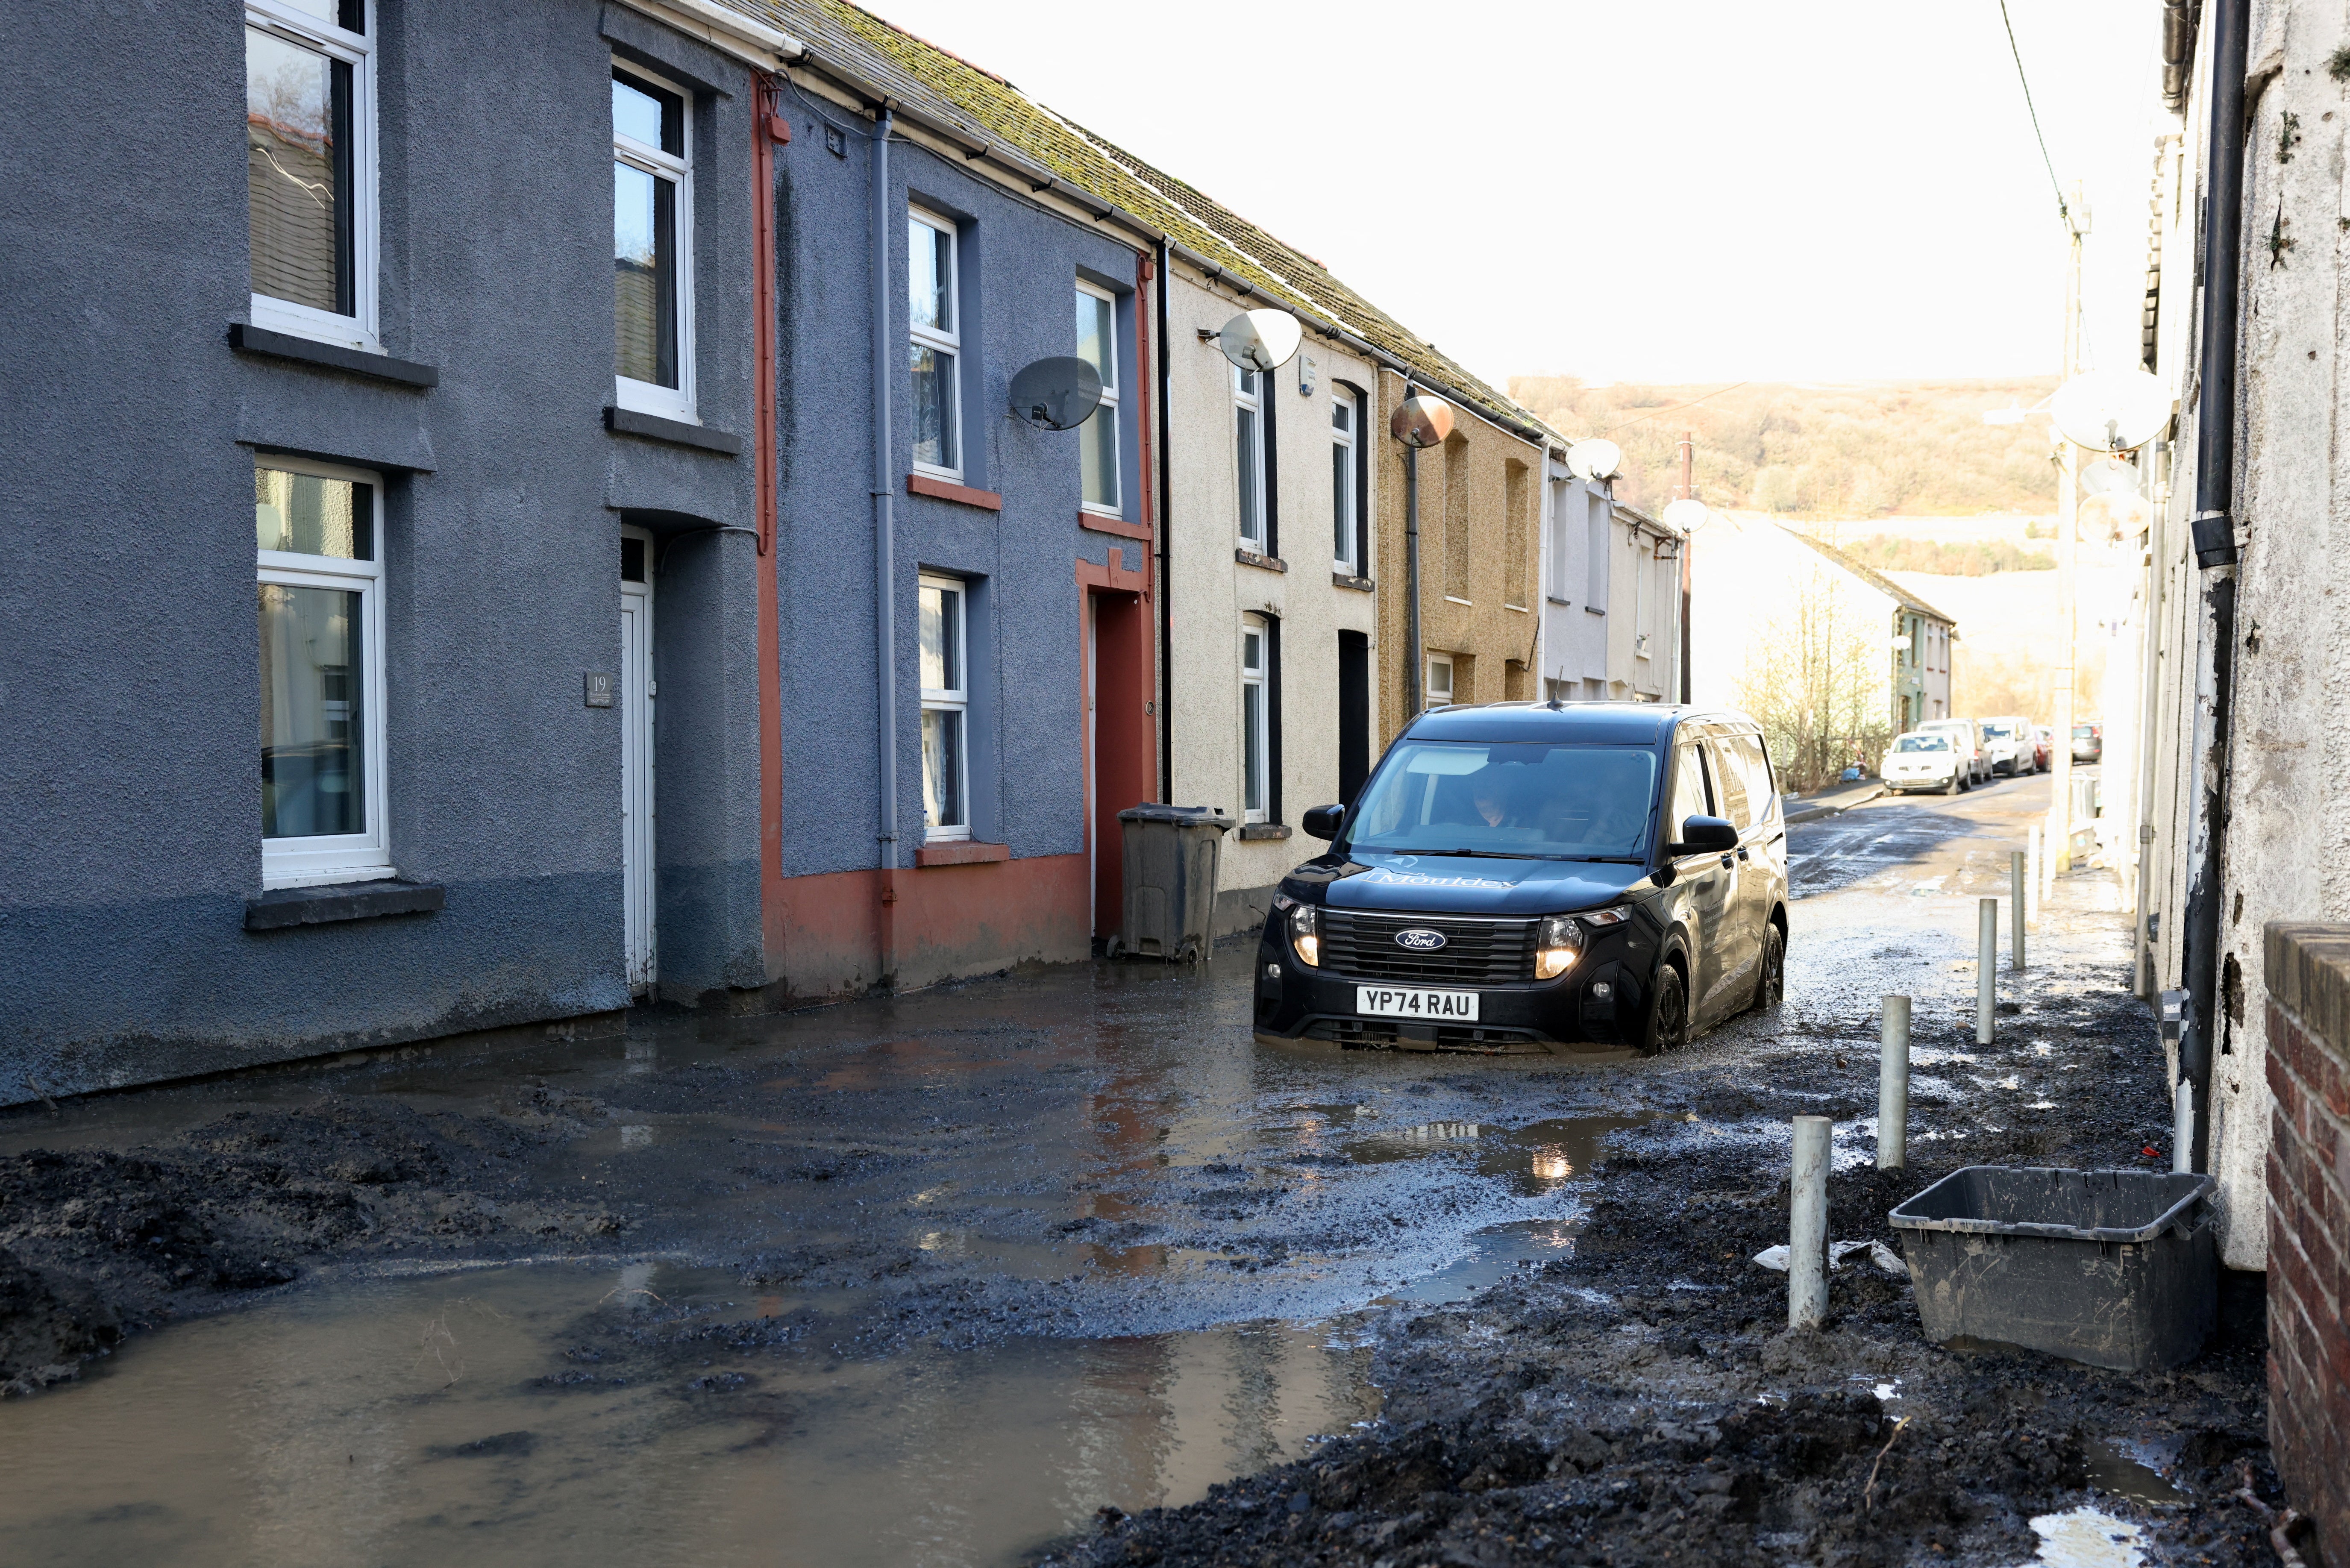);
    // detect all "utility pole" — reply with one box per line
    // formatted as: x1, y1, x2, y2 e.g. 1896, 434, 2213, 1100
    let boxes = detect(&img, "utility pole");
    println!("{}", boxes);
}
2050, 185, 2089, 875
1675, 431, 1694, 704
